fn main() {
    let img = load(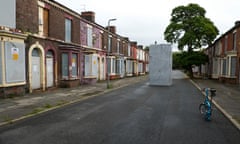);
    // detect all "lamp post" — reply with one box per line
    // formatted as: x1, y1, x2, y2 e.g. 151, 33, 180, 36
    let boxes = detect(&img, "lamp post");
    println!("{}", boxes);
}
107, 18, 117, 89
